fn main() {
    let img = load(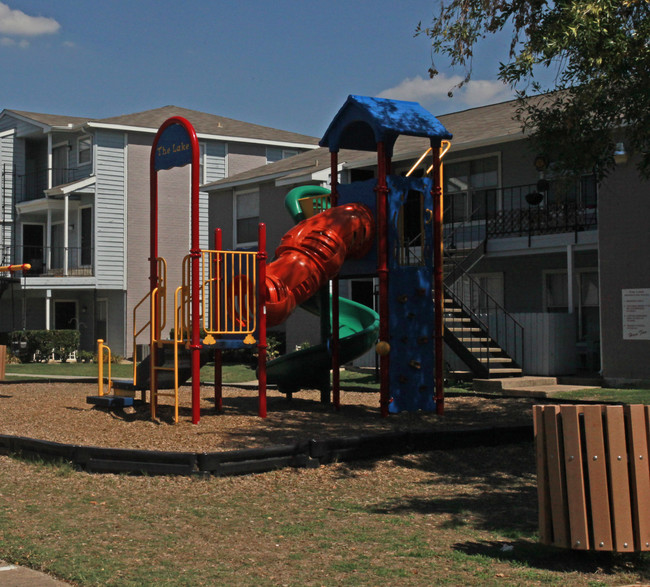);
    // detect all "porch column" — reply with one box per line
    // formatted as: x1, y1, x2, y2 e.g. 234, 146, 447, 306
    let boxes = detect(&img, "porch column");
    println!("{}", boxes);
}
47, 135, 53, 189
45, 289, 51, 330
46, 208, 52, 273
63, 194, 69, 276
567, 244, 575, 314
